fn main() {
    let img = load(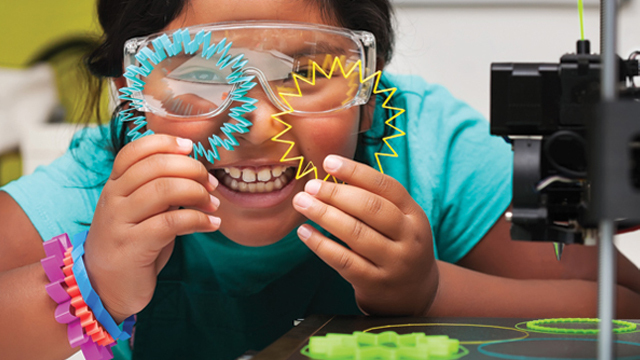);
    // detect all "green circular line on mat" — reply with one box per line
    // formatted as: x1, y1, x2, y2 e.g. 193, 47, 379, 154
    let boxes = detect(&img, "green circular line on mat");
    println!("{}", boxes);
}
514, 321, 640, 335
362, 323, 529, 345
299, 344, 470, 360
525, 318, 637, 335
